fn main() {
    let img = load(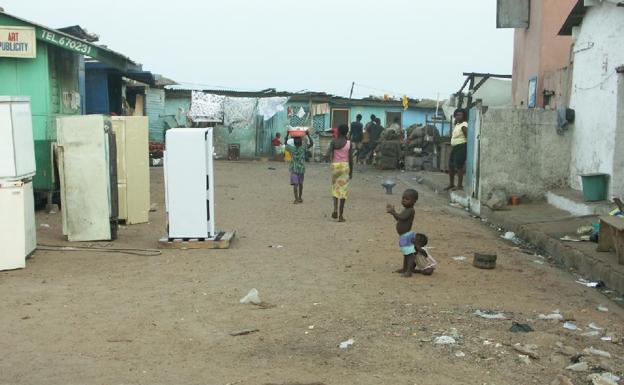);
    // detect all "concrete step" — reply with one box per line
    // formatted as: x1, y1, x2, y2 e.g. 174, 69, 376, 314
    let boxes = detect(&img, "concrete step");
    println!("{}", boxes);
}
547, 188, 613, 217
